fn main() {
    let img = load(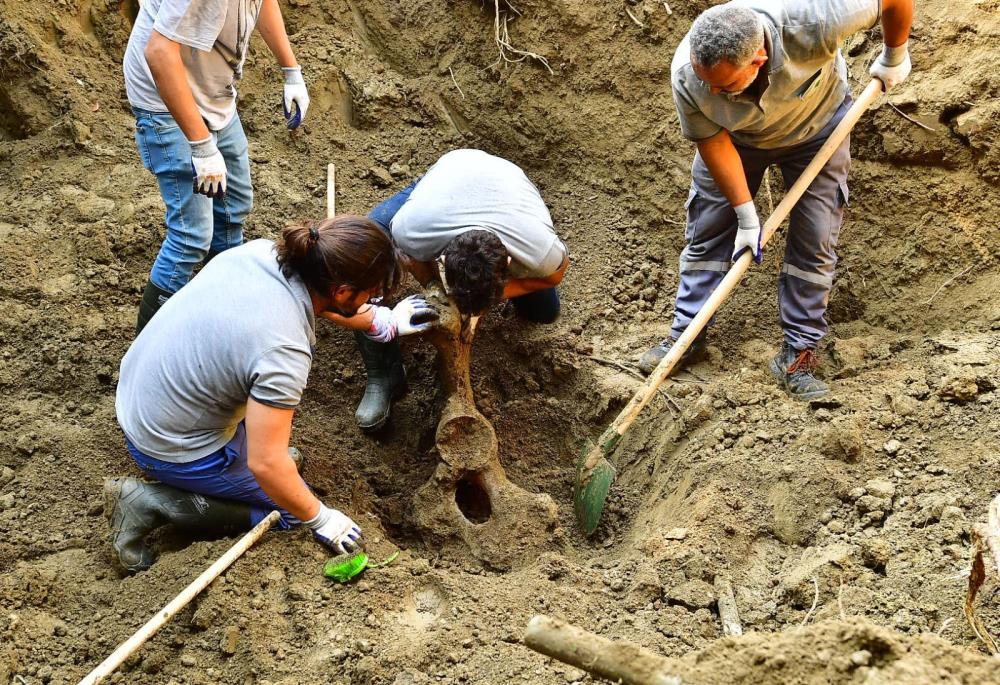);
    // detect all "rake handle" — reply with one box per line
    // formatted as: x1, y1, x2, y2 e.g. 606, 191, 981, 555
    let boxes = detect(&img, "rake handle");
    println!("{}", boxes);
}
591, 78, 883, 458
